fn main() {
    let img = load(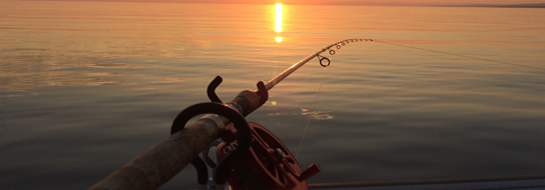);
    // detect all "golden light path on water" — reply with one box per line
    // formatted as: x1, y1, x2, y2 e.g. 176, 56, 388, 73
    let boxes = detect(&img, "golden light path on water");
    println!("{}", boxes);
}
275, 3, 283, 42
